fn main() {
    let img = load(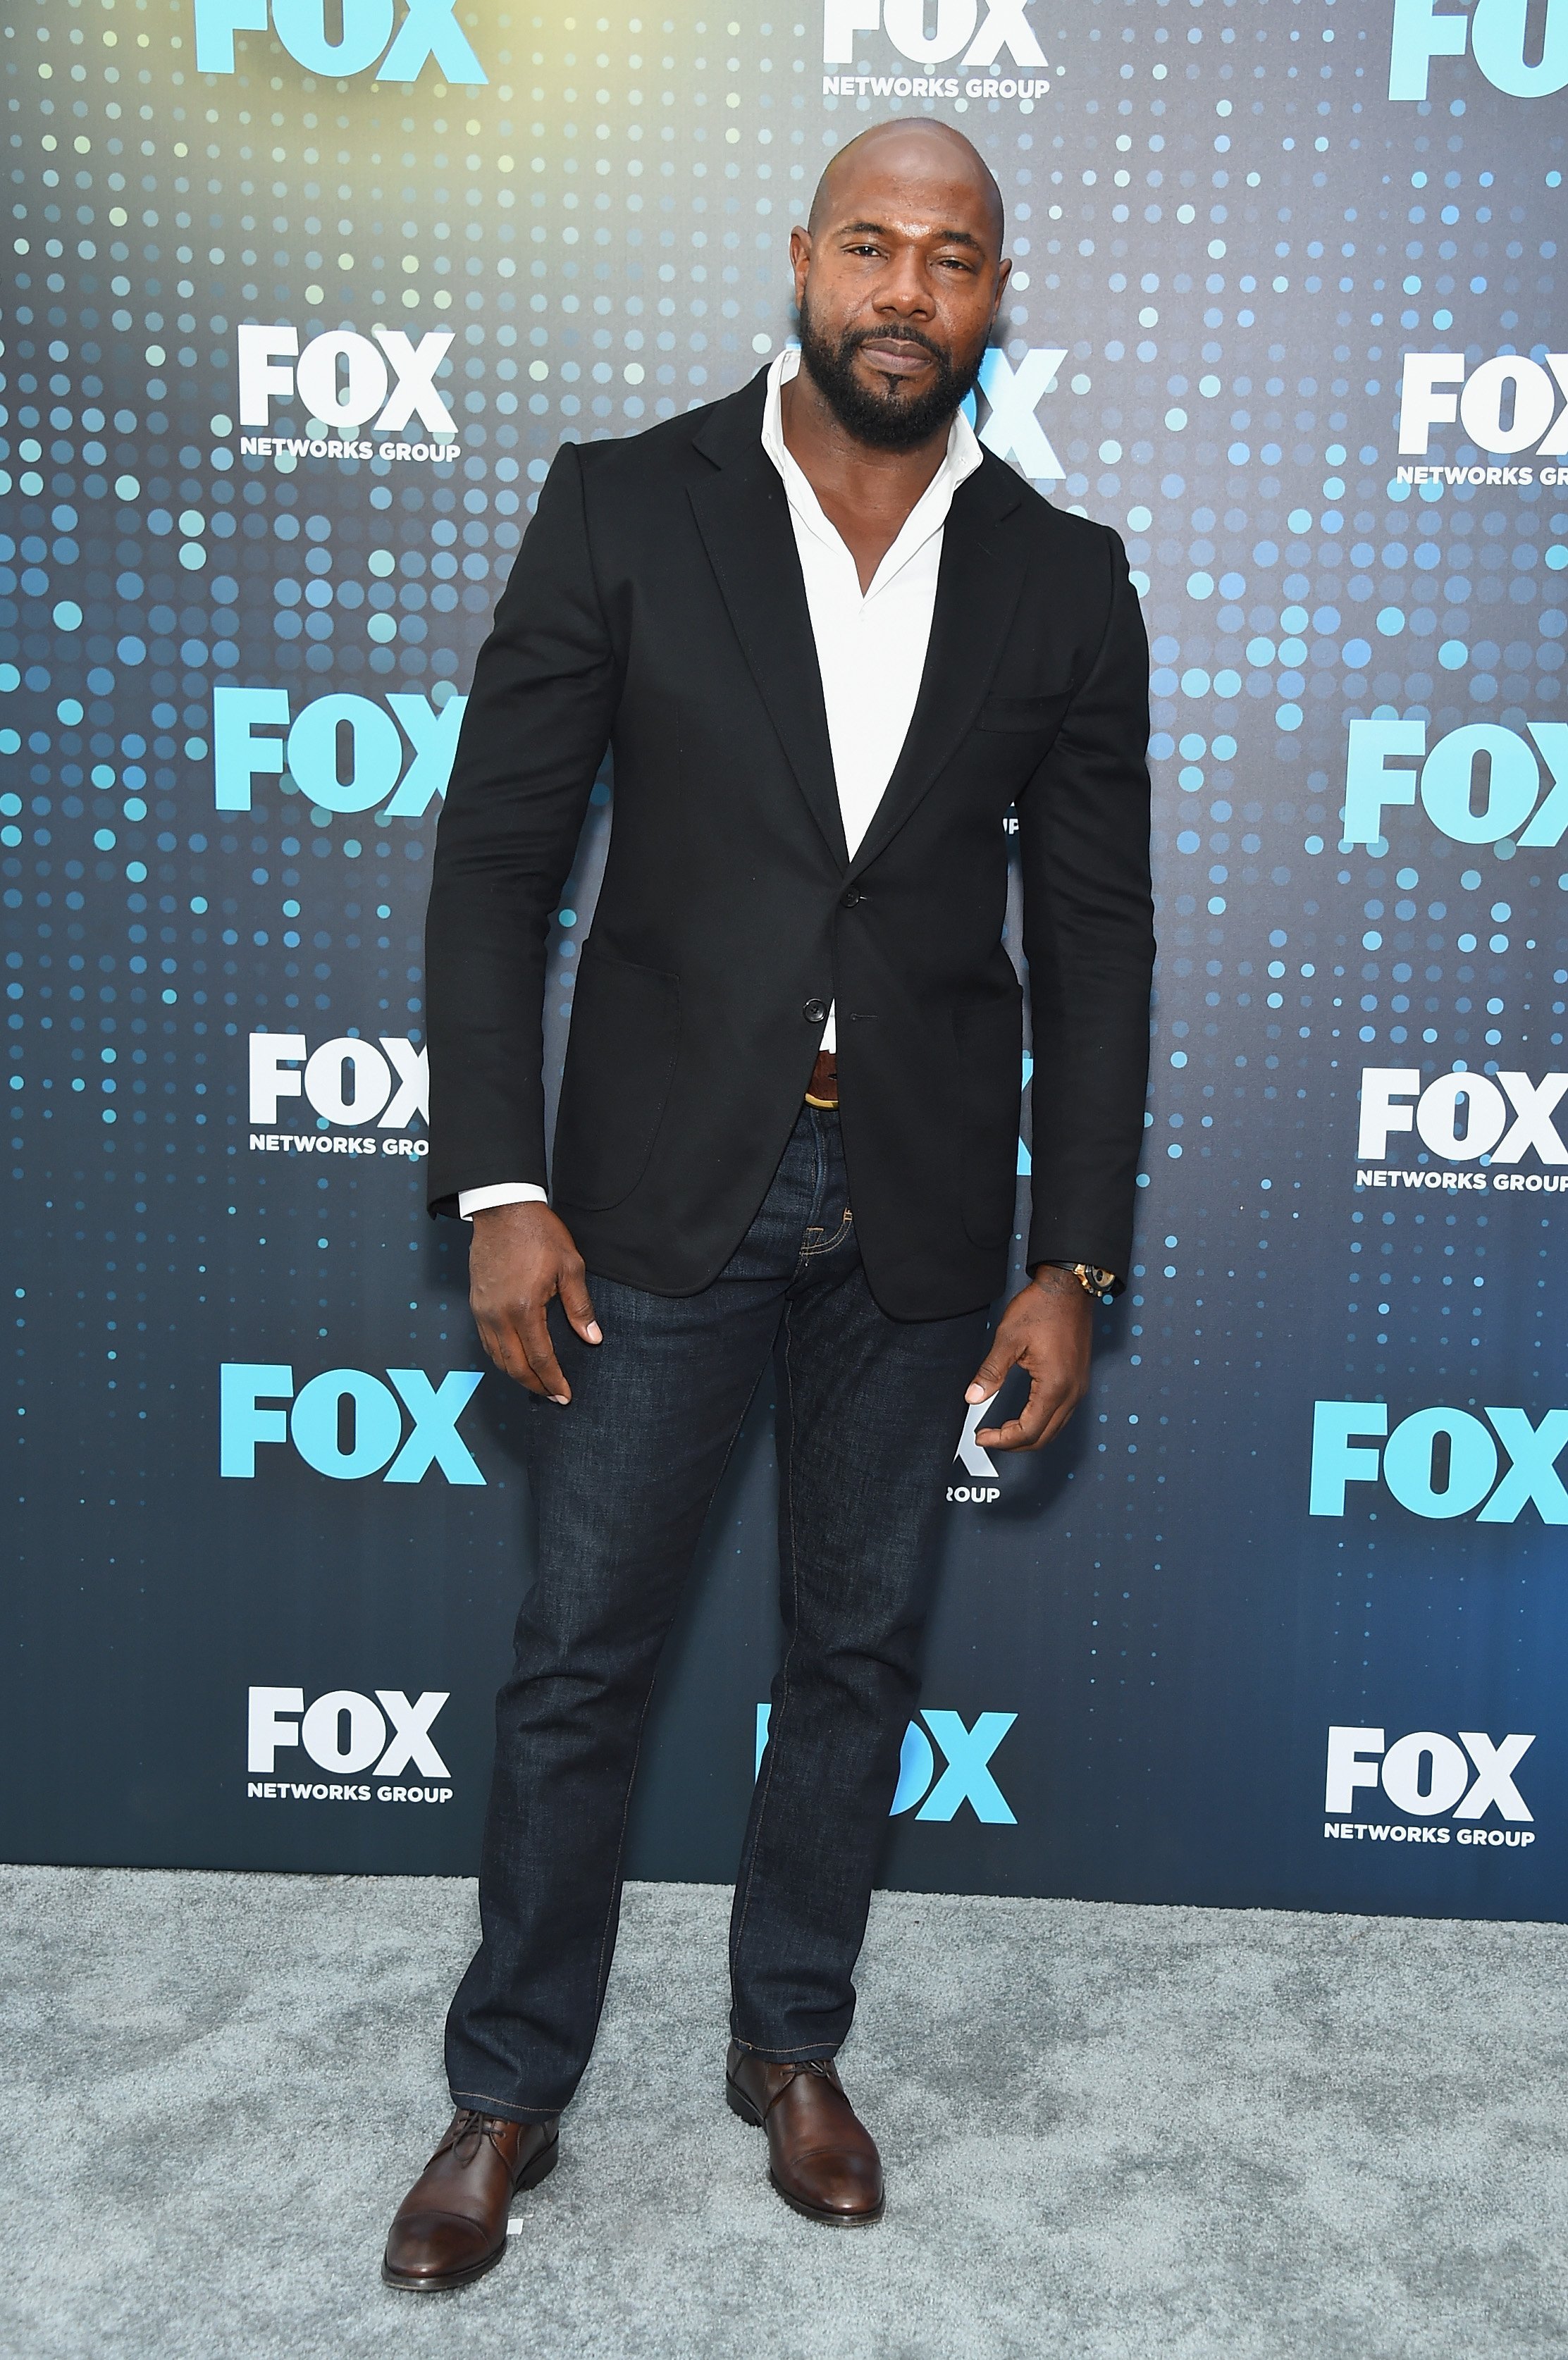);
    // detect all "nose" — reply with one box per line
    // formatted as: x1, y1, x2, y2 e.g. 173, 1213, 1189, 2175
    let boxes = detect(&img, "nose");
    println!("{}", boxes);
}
873, 249, 936, 318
